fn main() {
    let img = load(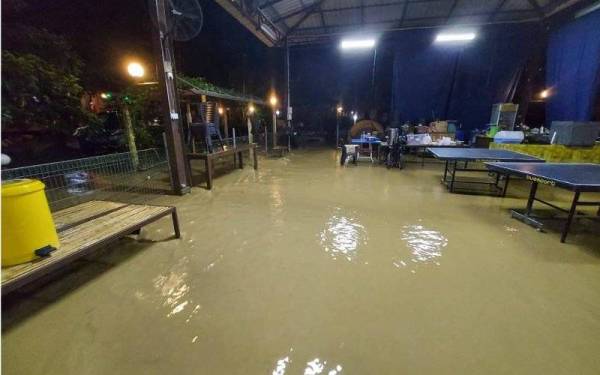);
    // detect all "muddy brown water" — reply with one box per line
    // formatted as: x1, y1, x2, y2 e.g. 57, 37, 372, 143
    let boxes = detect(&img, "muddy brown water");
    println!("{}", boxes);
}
2, 149, 600, 374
